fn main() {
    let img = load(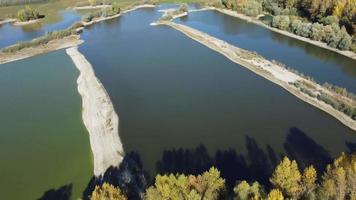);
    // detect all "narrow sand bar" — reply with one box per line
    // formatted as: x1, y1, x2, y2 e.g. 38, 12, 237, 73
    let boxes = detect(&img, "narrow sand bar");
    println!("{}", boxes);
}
157, 21, 356, 131
66, 47, 124, 176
